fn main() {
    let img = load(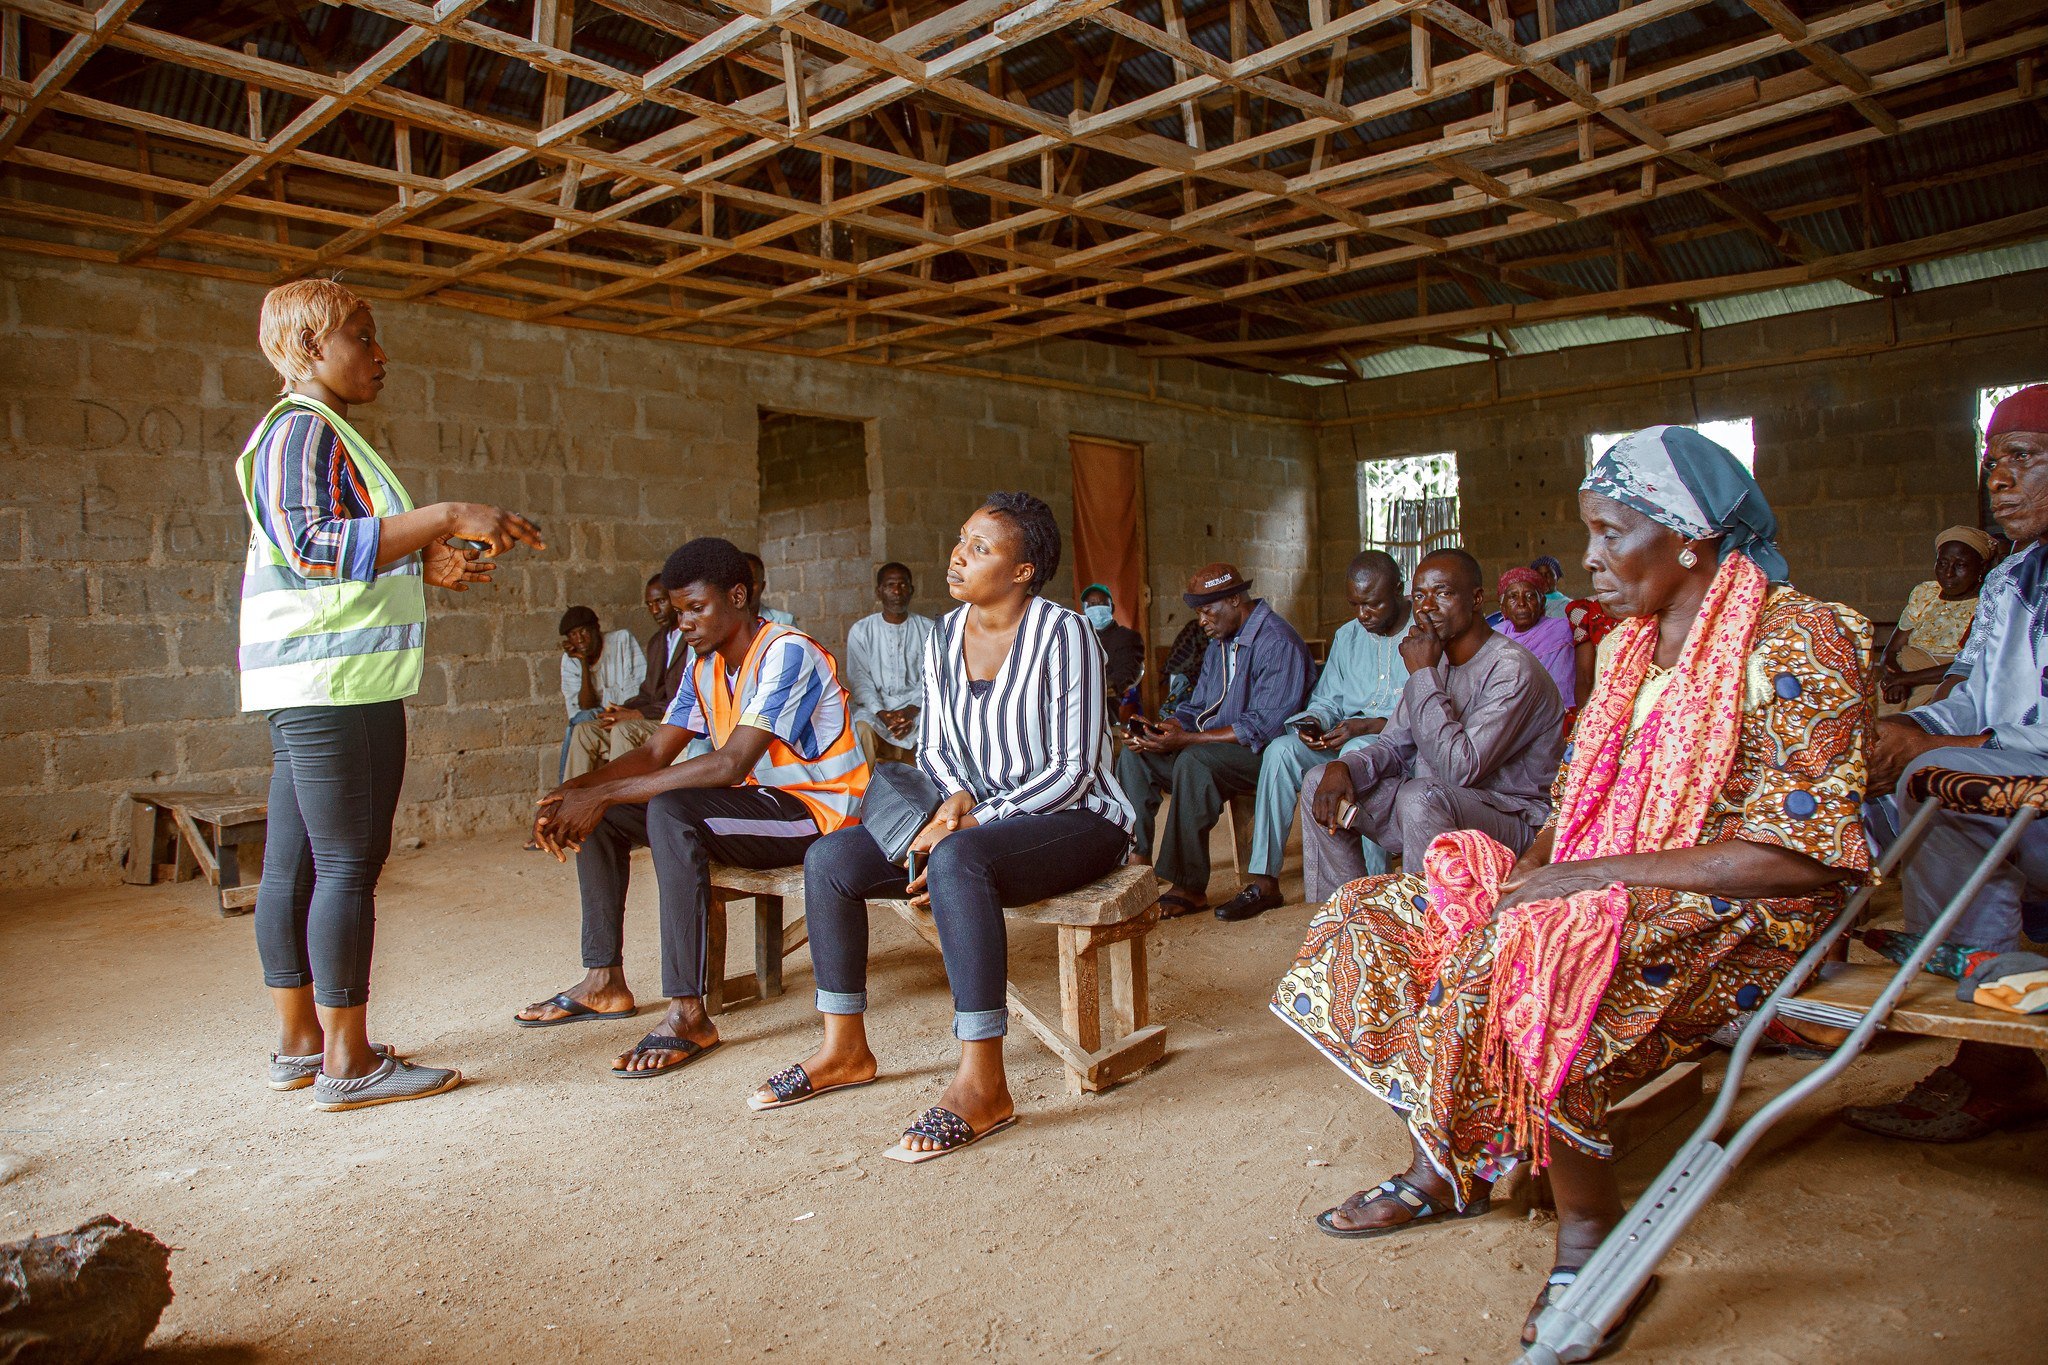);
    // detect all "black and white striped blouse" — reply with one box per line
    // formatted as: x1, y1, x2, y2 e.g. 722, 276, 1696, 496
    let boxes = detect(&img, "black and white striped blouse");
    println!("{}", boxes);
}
917, 595, 1138, 837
